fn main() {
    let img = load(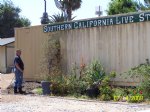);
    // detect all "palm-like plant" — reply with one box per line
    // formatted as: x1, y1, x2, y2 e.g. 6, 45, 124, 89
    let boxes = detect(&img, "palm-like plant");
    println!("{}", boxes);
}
144, 0, 150, 6
49, 13, 75, 23
49, 13, 65, 23
61, 0, 82, 21
144, 0, 150, 4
